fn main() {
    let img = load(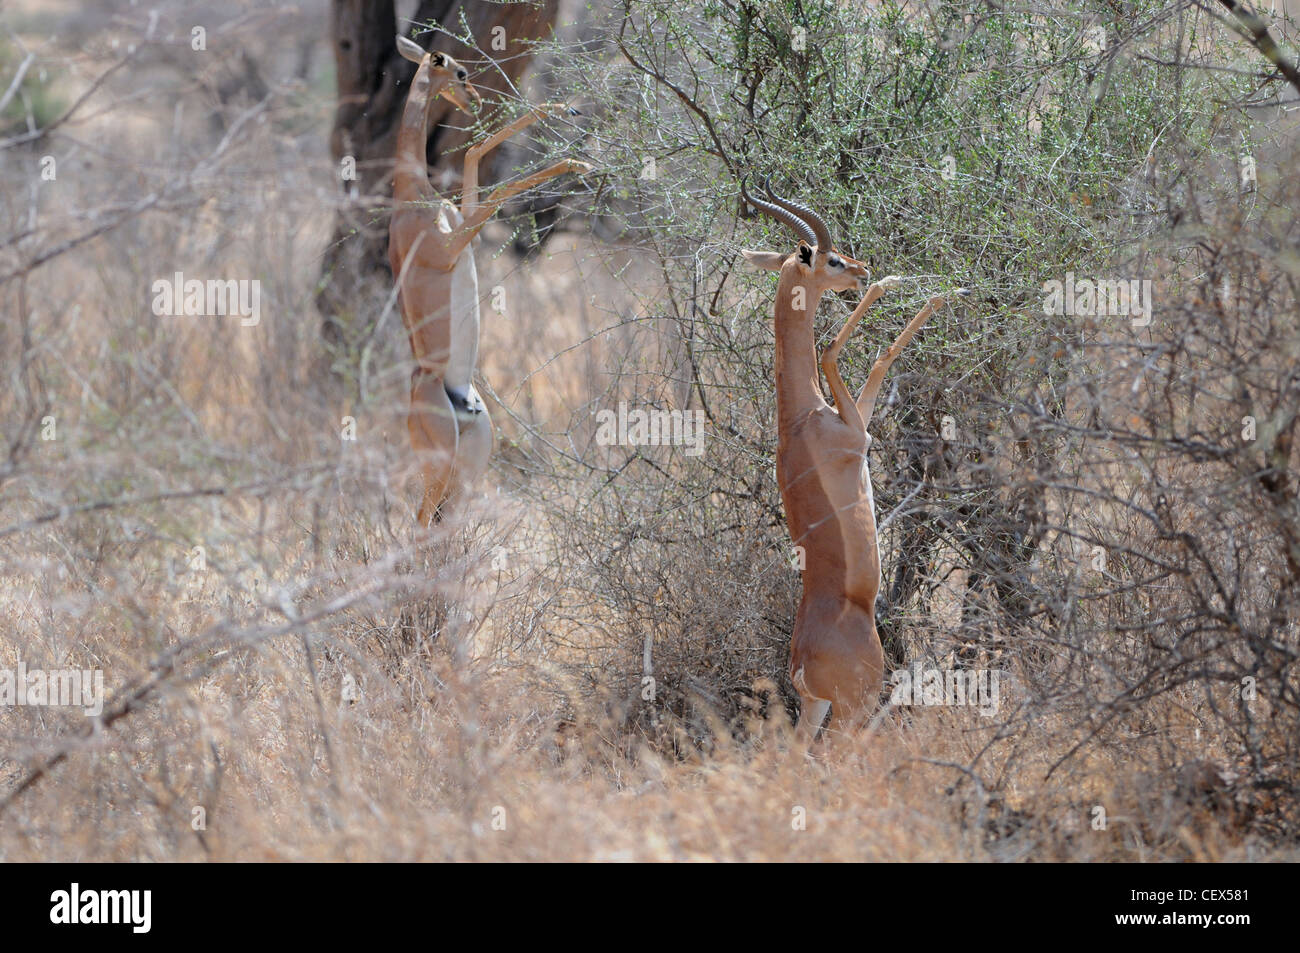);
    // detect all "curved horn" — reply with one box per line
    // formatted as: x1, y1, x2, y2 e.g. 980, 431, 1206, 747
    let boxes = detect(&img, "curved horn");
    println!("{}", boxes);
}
740, 176, 817, 248
764, 176, 833, 253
